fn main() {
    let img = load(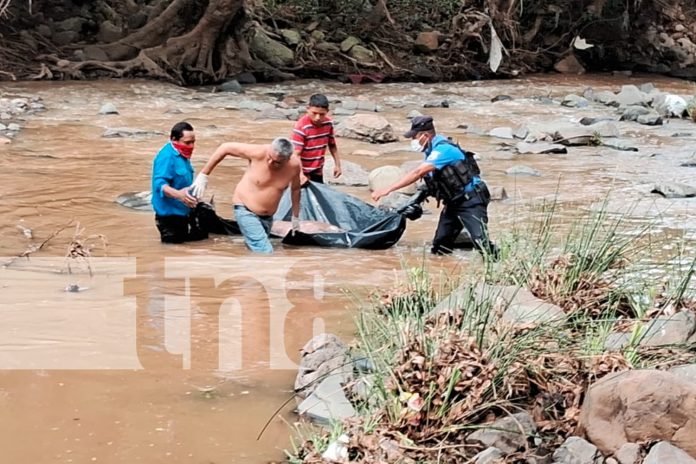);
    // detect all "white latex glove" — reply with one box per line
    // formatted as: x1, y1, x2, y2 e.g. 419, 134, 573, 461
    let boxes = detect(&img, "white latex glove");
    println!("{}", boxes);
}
190, 173, 208, 200
291, 216, 300, 236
